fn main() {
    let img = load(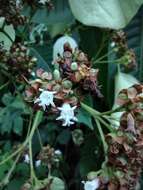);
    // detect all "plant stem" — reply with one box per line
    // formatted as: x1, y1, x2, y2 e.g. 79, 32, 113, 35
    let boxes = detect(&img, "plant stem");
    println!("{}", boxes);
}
94, 118, 108, 155
0, 81, 9, 90
36, 129, 43, 148
0, 153, 21, 187
92, 49, 115, 63
97, 116, 114, 132
29, 140, 36, 183
0, 111, 43, 166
